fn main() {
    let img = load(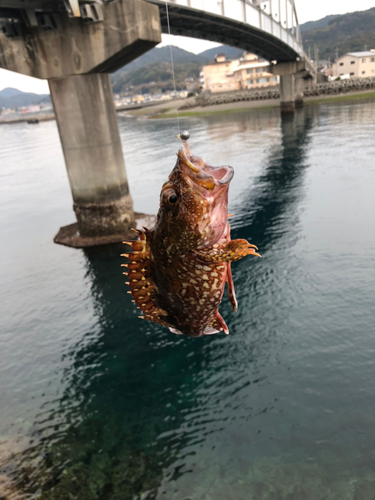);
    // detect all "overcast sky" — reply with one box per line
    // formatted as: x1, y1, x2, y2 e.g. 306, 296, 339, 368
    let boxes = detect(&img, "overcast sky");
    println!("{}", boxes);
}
0, 0, 374, 94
